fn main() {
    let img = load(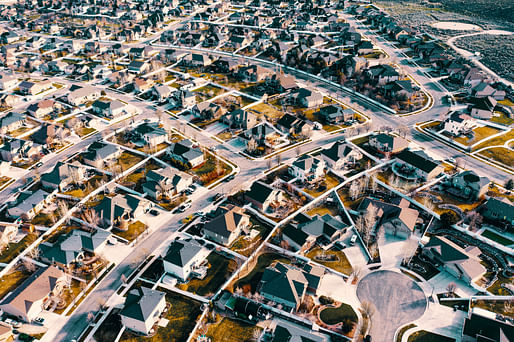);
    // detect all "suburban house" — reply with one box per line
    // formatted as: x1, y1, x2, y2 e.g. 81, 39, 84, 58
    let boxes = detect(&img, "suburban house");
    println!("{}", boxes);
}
31, 124, 70, 147
91, 99, 128, 119
0, 138, 42, 162
282, 214, 348, 251
129, 121, 168, 147
40, 161, 87, 191
288, 155, 326, 182
0, 73, 19, 90
142, 166, 193, 200
441, 171, 489, 202
394, 149, 444, 181
237, 65, 273, 82
7, 189, 52, 220
366, 64, 399, 85
469, 96, 497, 120
245, 181, 284, 212
358, 197, 420, 238
269, 319, 329, 342
320, 141, 363, 170
469, 82, 506, 101
480, 197, 514, 229
258, 262, 324, 310
18, 80, 52, 96
276, 113, 312, 136
166, 139, 204, 168
66, 86, 101, 106
152, 84, 173, 103
0, 266, 66, 322
0, 111, 26, 134
27, 99, 58, 119
443, 112, 475, 136
82, 141, 123, 168
39, 228, 111, 267
369, 133, 409, 154
191, 102, 225, 120
202, 204, 250, 246
92, 193, 151, 228
120, 287, 167, 335
421, 236, 486, 284
162, 238, 210, 281
289, 88, 324, 108
461, 311, 514, 342
221, 109, 259, 130
317, 105, 355, 124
